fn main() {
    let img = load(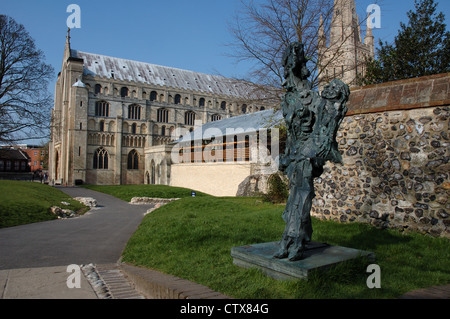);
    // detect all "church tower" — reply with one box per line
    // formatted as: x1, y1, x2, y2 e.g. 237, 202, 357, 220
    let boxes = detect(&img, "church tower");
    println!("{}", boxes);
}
318, 0, 375, 91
